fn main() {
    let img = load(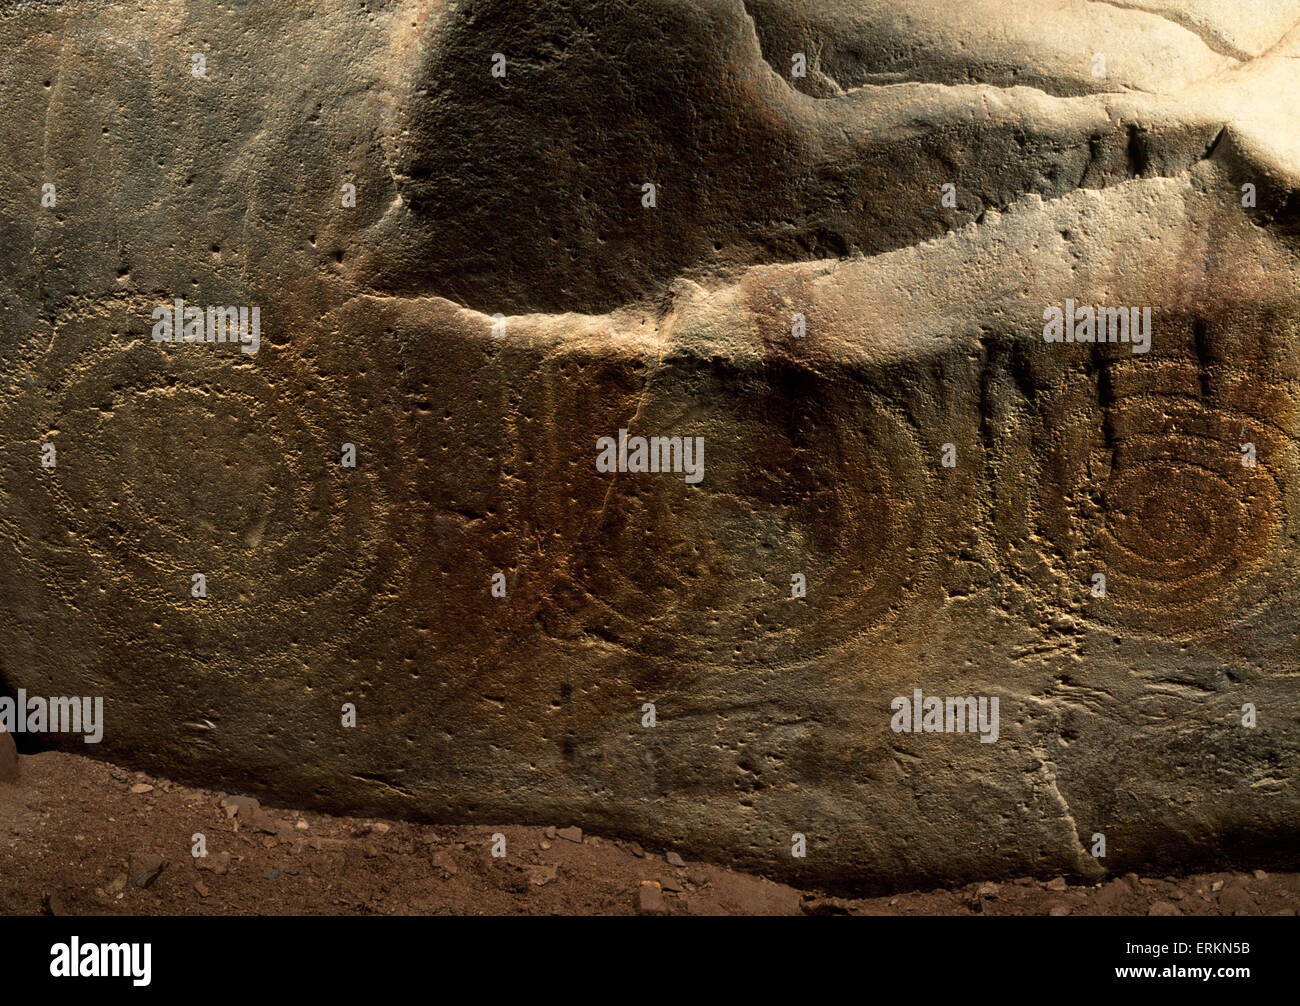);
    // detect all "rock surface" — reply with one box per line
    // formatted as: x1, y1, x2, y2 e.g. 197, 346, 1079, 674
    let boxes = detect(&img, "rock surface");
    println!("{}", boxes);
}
0, 729, 17, 782
0, 0, 1298, 890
